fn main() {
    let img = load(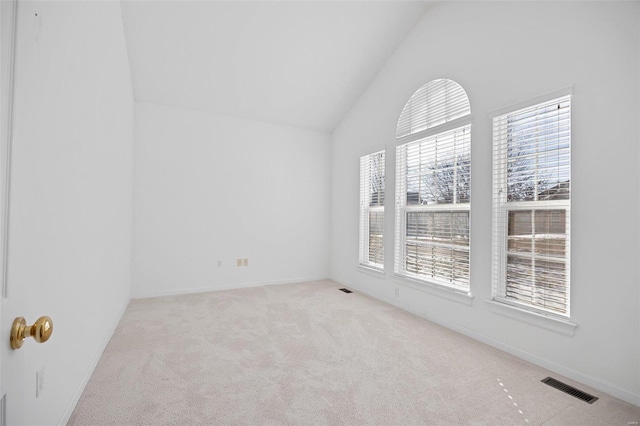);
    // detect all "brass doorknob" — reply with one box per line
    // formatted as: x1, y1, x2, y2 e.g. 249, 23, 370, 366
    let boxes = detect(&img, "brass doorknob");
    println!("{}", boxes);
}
10, 316, 53, 350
